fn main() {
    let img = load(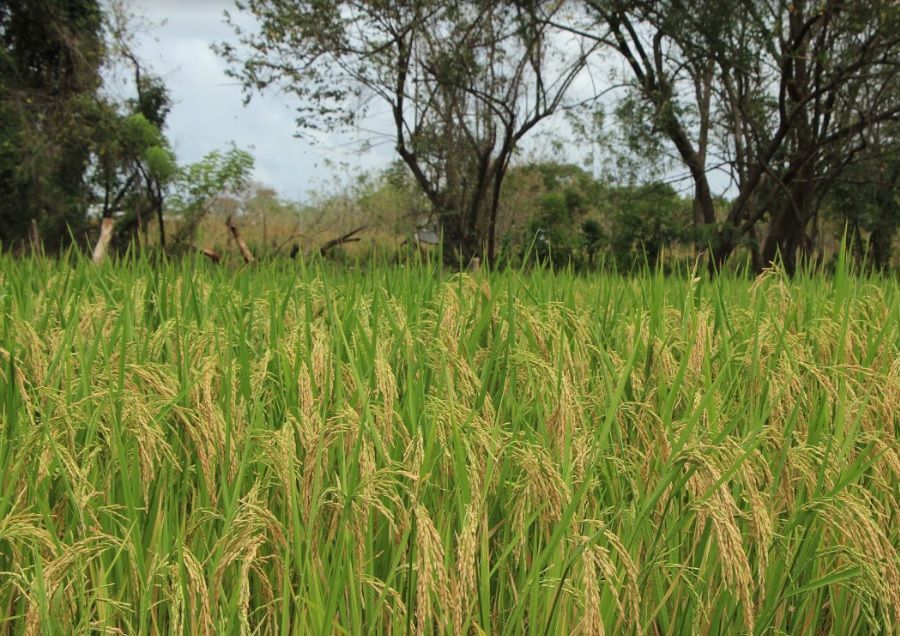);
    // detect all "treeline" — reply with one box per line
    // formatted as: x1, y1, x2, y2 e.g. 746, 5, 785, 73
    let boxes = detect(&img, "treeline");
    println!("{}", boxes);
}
2, 0, 899, 272
183, 159, 867, 273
